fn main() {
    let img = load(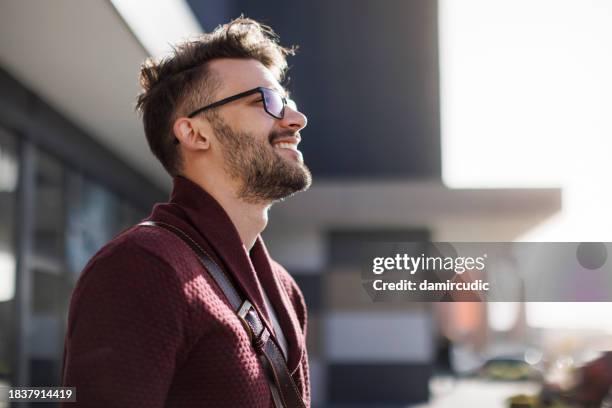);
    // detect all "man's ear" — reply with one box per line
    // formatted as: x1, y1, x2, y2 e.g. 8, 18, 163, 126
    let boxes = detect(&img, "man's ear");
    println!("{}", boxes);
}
173, 117, 212, 151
